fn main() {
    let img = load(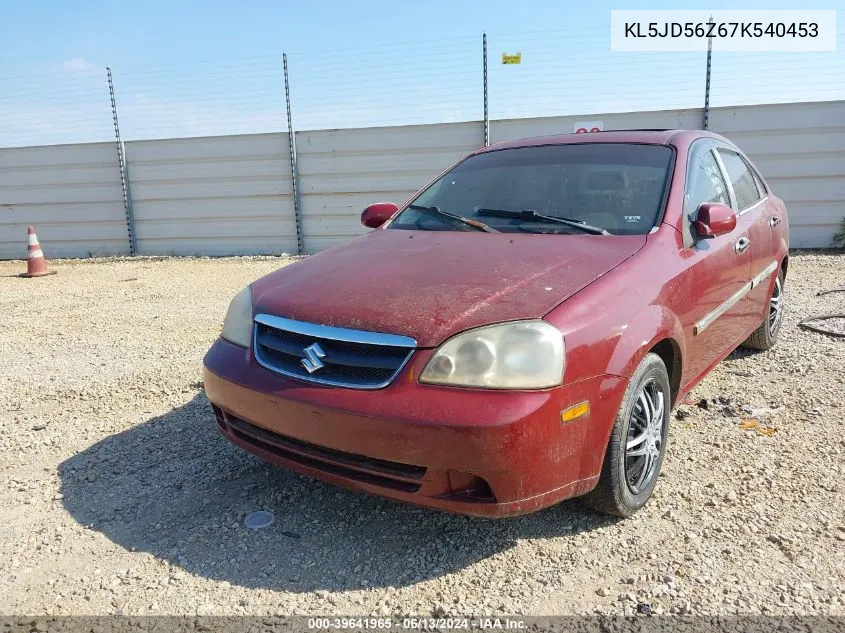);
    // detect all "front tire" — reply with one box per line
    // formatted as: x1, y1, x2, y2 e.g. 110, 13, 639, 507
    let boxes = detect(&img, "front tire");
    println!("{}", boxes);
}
582, 352, 670, 518
741, 269, 784, 351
